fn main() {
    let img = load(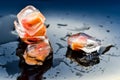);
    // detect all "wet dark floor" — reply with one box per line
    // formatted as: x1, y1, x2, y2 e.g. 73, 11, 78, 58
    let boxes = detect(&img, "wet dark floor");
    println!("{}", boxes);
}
0, 1, 120, 80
